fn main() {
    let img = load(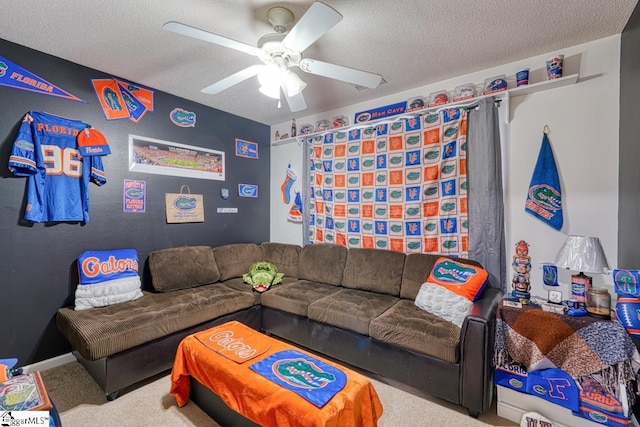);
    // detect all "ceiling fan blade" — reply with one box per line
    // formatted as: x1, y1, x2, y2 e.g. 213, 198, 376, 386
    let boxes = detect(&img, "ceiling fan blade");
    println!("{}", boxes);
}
299, 58, 382, 89
163, 21, 262, 56
201, 65, 263, 94
282, 2, 342, 53
284, 91, 307, 113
